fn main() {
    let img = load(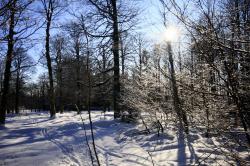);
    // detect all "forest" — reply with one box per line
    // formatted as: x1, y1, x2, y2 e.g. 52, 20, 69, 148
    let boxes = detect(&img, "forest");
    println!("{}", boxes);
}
0, 0, 249, 165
